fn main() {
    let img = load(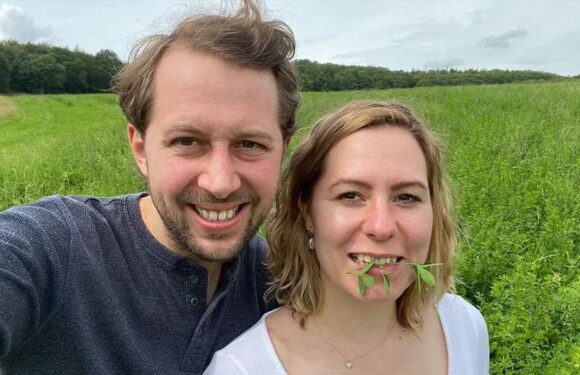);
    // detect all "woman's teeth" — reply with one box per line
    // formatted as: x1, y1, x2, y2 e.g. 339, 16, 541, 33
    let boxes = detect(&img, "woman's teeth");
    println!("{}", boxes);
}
351, 254, 399, 265
195, 206, 239, 222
